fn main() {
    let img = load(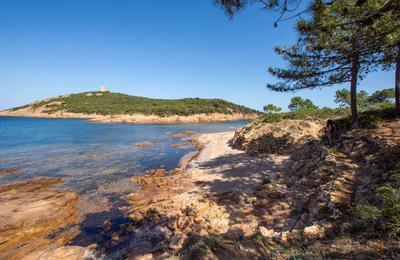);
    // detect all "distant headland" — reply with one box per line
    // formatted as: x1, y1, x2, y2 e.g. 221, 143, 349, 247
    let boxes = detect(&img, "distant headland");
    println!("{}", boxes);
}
0, 89, 259, 124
